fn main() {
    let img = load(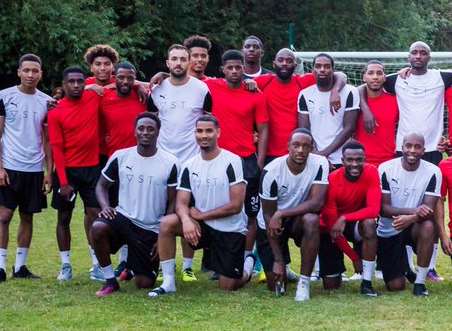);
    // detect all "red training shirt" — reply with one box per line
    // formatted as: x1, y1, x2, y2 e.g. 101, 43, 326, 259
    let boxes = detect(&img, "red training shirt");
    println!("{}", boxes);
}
206, 79, 268, 157
85, 76, 116, 86
48, 91, 101, 186
439, 158, 452, 238
256, 73, 316, 157
446, 87, 452, 140
100, 89, 146, 156
355, 92, 398, 167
